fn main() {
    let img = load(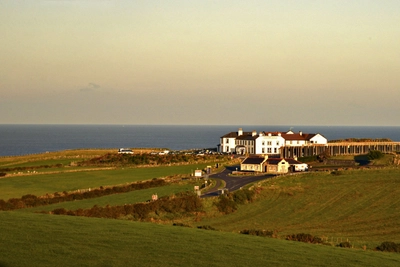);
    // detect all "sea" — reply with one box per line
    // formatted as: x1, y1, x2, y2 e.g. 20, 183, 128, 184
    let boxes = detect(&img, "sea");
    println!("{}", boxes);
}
0, 124, 400, 157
